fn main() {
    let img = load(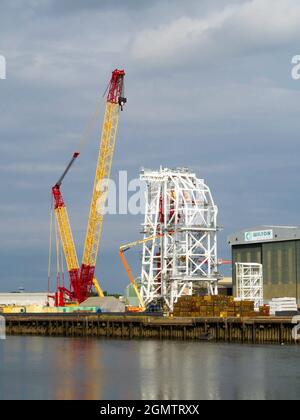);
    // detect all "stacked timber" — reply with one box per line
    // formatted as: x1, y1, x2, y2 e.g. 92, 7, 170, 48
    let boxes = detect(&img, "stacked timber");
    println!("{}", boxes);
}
259, 305, 270, 316
173, 295, 257, 318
